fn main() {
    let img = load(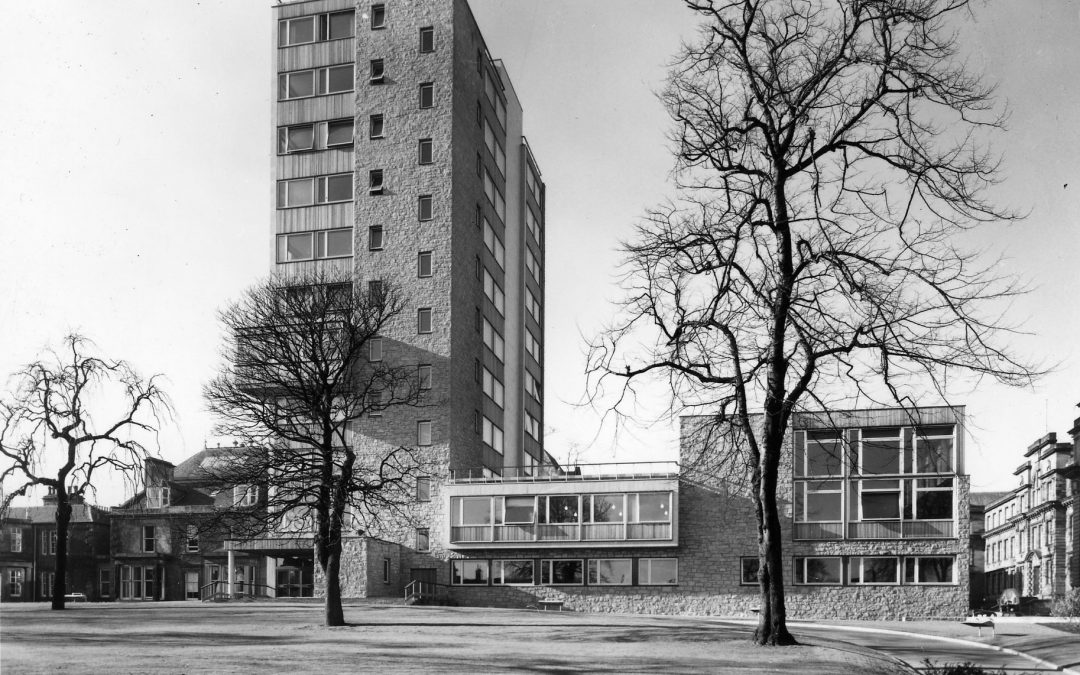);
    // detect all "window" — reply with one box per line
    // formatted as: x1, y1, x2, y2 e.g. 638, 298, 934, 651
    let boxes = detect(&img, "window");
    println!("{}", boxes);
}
326, 119, 354, 147
740, 557, 759, 585
482, 168, 505, 220
526, 207, 541, 244
525, 288, 540, 323
793, 557, 841, 585
914, 477, 953, 519
914, 425, 955, 473
276, 173, 353, 208
418, 251, 432, 278
452, 560, 489, 585
794, 480, 842, 522
525, 371, 541, 402
419, 82, 434, 109
278, 64, 354, 100
369, 114, 384, 139
502, 496, 535, 523
278, 123, 315, 153
419, 26, 434, 53
418, 195, 433, 221
417, 308, 433, 334
526, 249, 540, 284
146, 486, 169, 508
368, 337, 383, 362
482, 269, 504, 315
849, 556, 899, 584
859, 427, 901, 474
541, 559, 583, 585
370, 4, 385, 29
369, 169, 384, 194
418, 365, 432, 391
640, 558, 678, 585
185, 525, 199, 553
904, 556, 955, 584
382, 558, 391, 583
278, 10, 354, 46
796, 430, 843, 477
142, 526, 156, 553
482, 319, 504, 361
524, 412, 539, 441
482, 218, 505, 269
418, 138, 433, 165
859, 479, 901, 519
629, 493, 671, 523
41, 530, 57, 555
40, 572, 55, 599
416, 528, 430, 552
369, 59, 385, 84
417, 421, 432, 446
493, 560, 534, 585
539, 495, 578, 524
368, 225, 384, 251
416, 476, 431, 502
234, 485, 258, 507
482, 367, 504, 407
588, 559, 632, 586
10, 528, 22, 553
481, 416, 503, 454
7, 568, 24, 597
276, 229, 352, 263
525, 330, 540, 364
